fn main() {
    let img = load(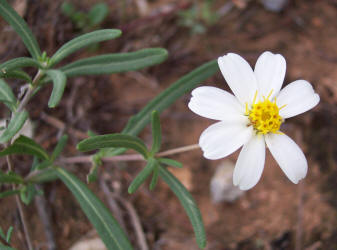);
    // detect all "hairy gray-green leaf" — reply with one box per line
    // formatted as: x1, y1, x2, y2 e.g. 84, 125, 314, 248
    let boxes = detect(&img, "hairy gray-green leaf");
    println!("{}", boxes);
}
128, 158, 156, 194
0, 171, 23, 184
77, 134, 149, 159
0, 110, 28, 144
60, 48, 168, 77
46, 70, 67, 108
150, 110, 161, 154
51, 134, 68, 161
0, 57, 40, 77
50, 29, 121, 66
101, 60, 218, 156
158, 158, 183, 168
0, 0, 41, 59
0, 135, 49, 160
56, 167, 133, 250
159, 166, 206, 249
0, 79, 17, 111
88, 3, 109, 26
